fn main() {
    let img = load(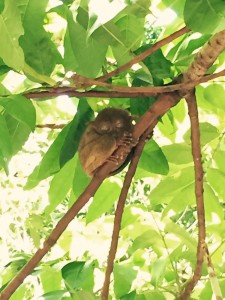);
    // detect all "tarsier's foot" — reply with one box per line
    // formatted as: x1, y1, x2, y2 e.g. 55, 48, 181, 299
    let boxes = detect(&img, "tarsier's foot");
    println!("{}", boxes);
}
118, 132, 138, 148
